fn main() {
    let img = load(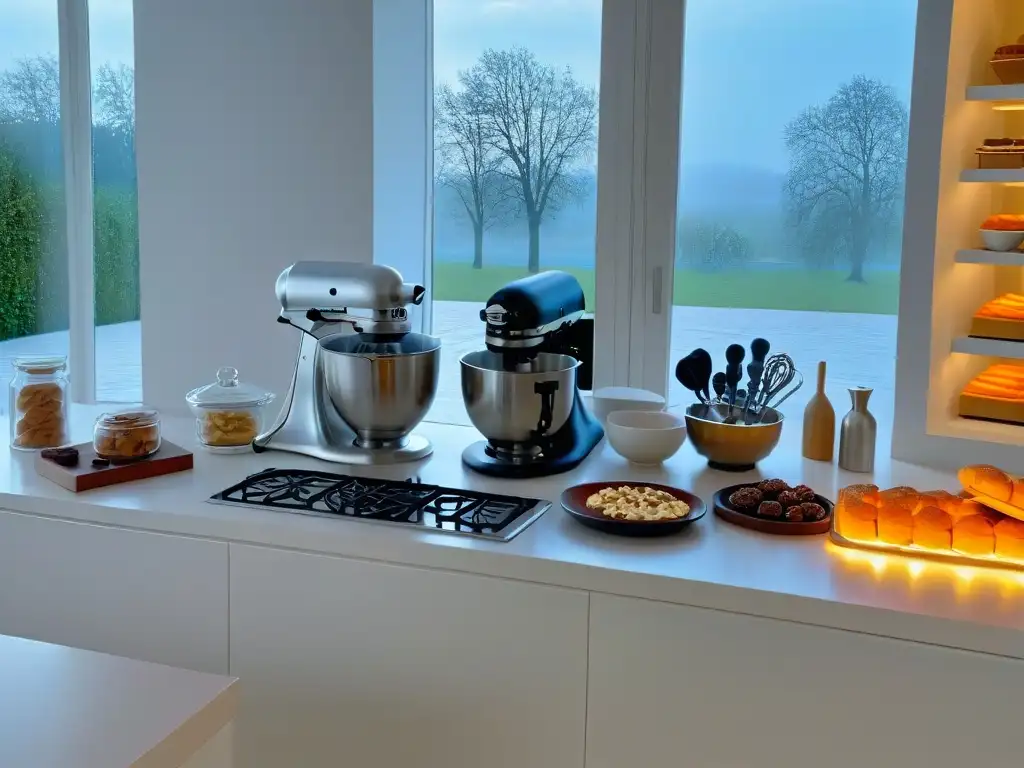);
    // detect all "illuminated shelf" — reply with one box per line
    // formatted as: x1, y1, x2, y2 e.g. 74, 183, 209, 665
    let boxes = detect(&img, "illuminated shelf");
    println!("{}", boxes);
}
955, 248, 1024, 265
966, 83, 1024, 104
952, 335, 1024, 358
960, 169, 1024, 183
936, 416, 1024, 446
